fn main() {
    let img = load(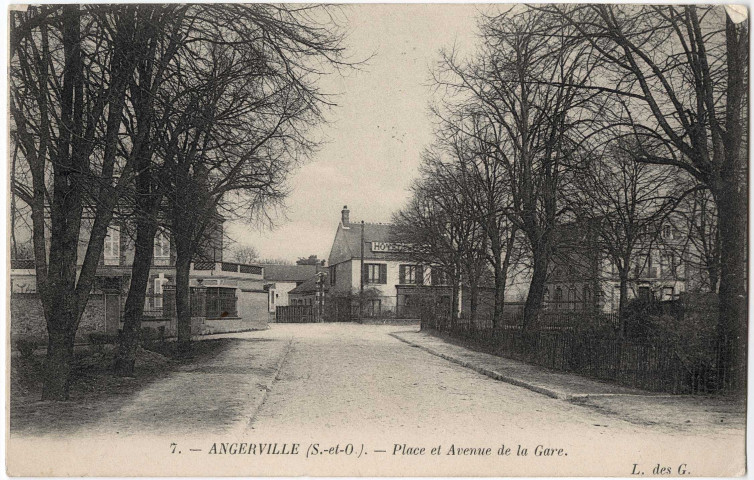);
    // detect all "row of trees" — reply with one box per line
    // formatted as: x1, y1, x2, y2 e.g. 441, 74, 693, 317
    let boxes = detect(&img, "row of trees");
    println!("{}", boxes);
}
394, 6, 746, 389
10, 4, 350, 399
